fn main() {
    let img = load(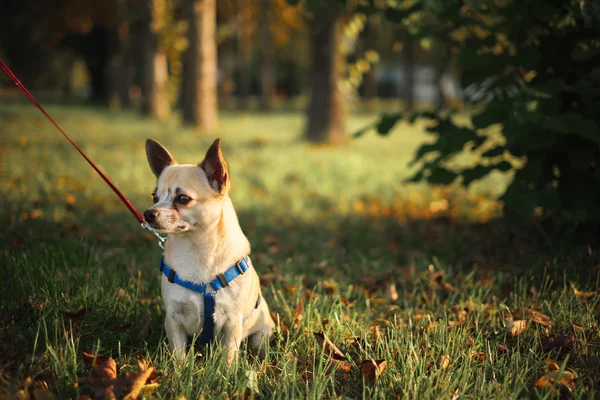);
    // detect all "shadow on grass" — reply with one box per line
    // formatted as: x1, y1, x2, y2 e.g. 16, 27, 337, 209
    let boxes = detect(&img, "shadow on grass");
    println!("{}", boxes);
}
1, 204, 599, 378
